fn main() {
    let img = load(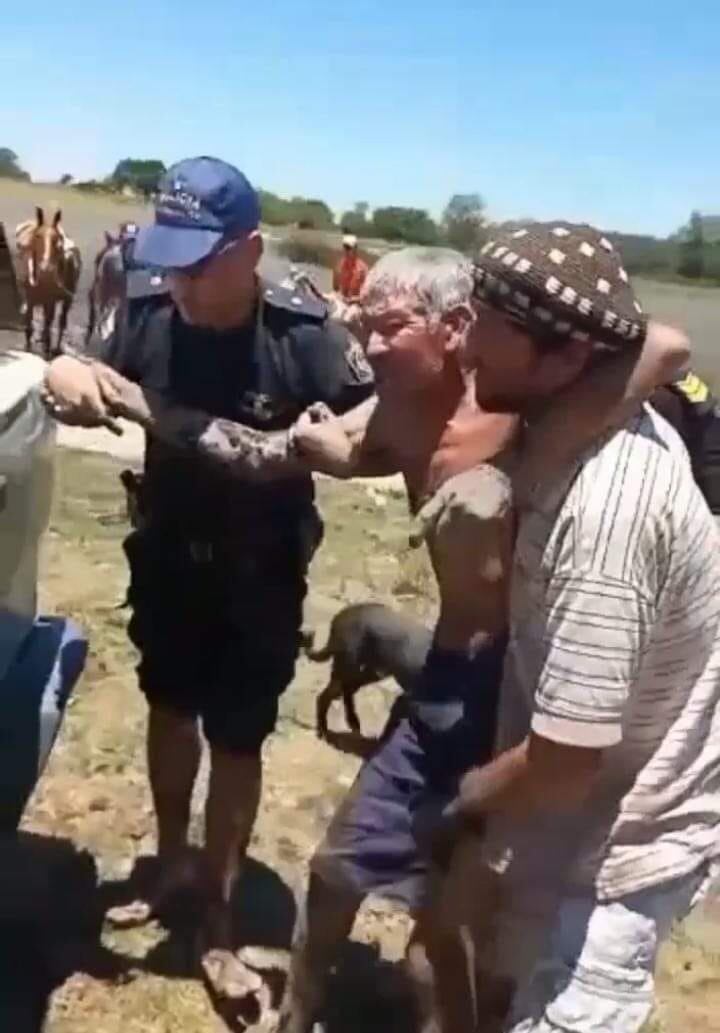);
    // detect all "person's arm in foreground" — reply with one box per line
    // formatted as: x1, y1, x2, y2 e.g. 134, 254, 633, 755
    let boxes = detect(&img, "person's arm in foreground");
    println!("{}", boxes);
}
514, 321, 689, 500
113, 380, 382, 482
455, 567, 654, 825
290, 398, 400, 478
43, 355, 380, 482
